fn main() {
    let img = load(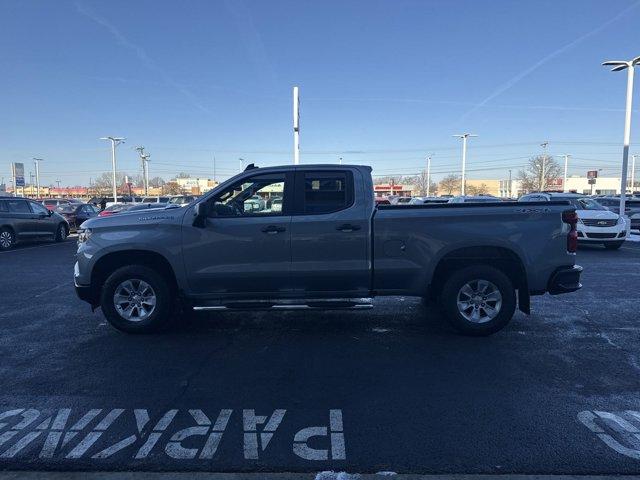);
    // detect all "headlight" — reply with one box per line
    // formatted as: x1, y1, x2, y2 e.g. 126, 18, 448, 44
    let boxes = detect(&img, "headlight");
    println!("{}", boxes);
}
77, 228, 92, 244
617, 216, 624, 225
